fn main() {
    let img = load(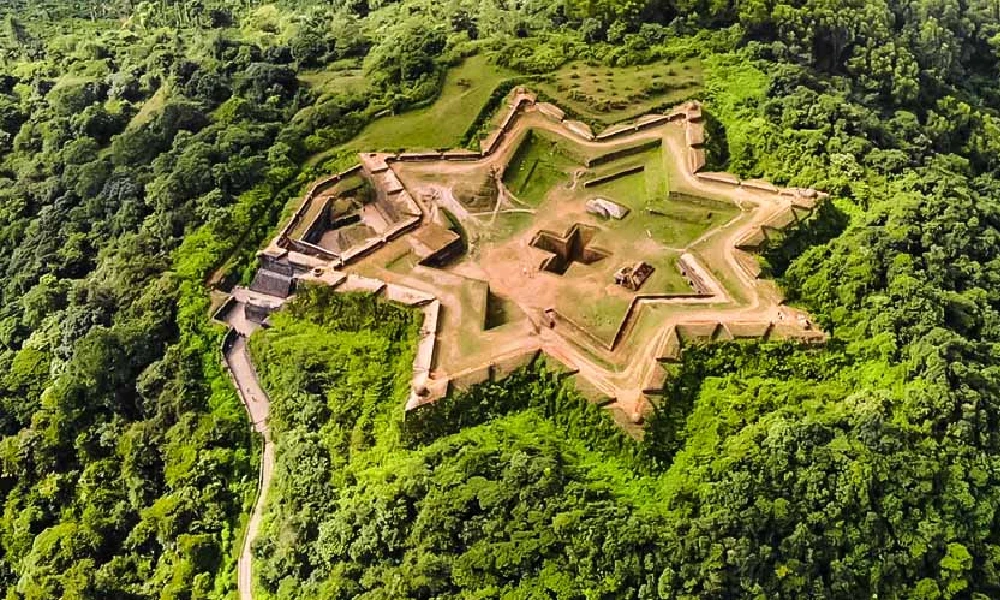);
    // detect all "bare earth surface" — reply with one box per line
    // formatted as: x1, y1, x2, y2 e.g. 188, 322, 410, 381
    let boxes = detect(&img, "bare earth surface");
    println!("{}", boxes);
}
344, 99, 821, 419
